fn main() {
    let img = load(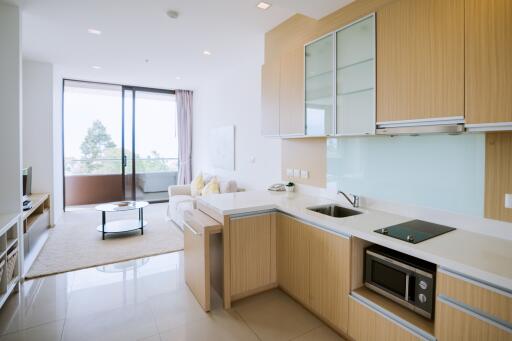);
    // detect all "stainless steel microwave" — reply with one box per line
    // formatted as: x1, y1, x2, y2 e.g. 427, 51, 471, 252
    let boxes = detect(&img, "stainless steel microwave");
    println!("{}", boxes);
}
364, 245, 436, 319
